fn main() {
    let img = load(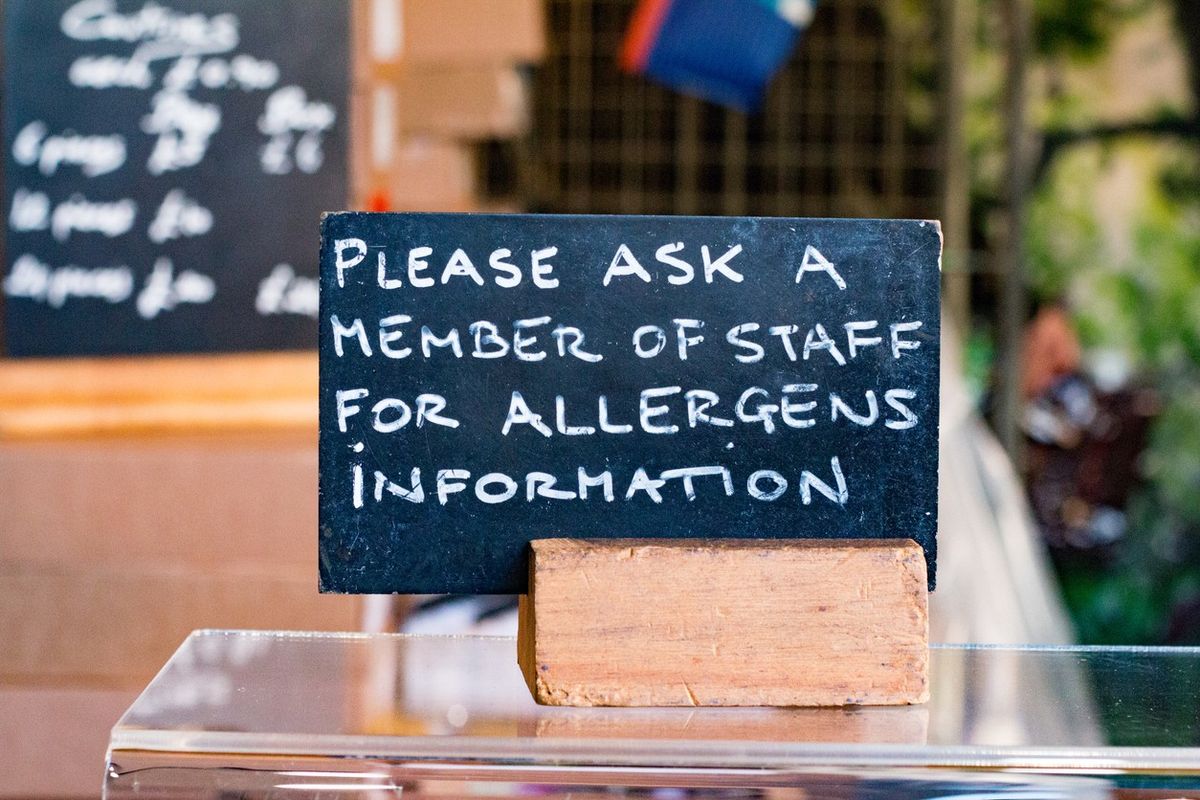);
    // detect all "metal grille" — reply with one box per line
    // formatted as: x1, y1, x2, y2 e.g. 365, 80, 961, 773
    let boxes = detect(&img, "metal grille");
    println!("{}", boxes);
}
519, 0, 943, 219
